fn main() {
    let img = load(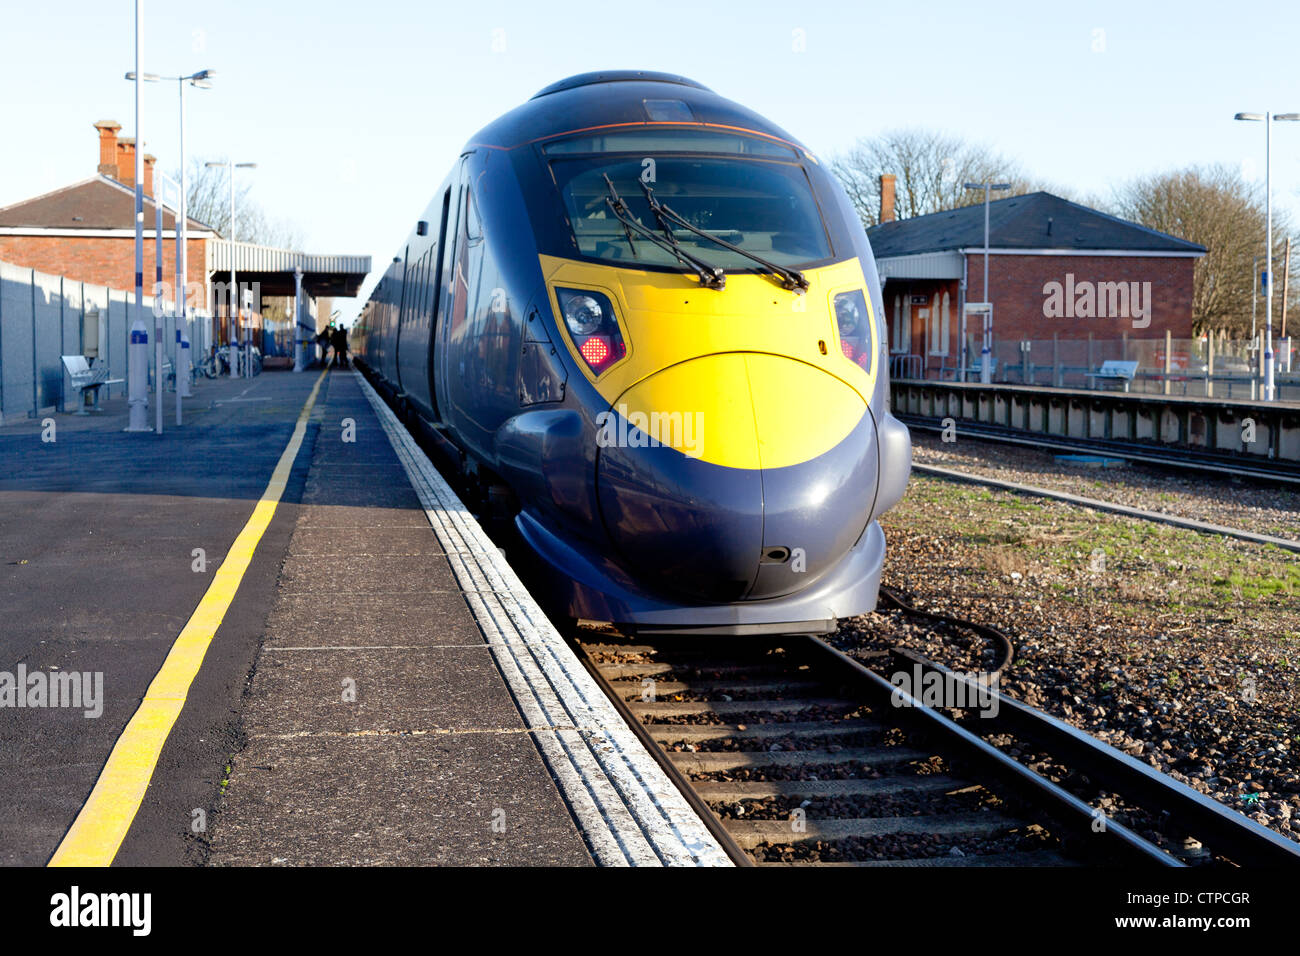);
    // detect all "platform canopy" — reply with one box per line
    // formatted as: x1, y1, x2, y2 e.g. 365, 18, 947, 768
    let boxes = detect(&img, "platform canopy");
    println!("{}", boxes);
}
207, 239, 370, 297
